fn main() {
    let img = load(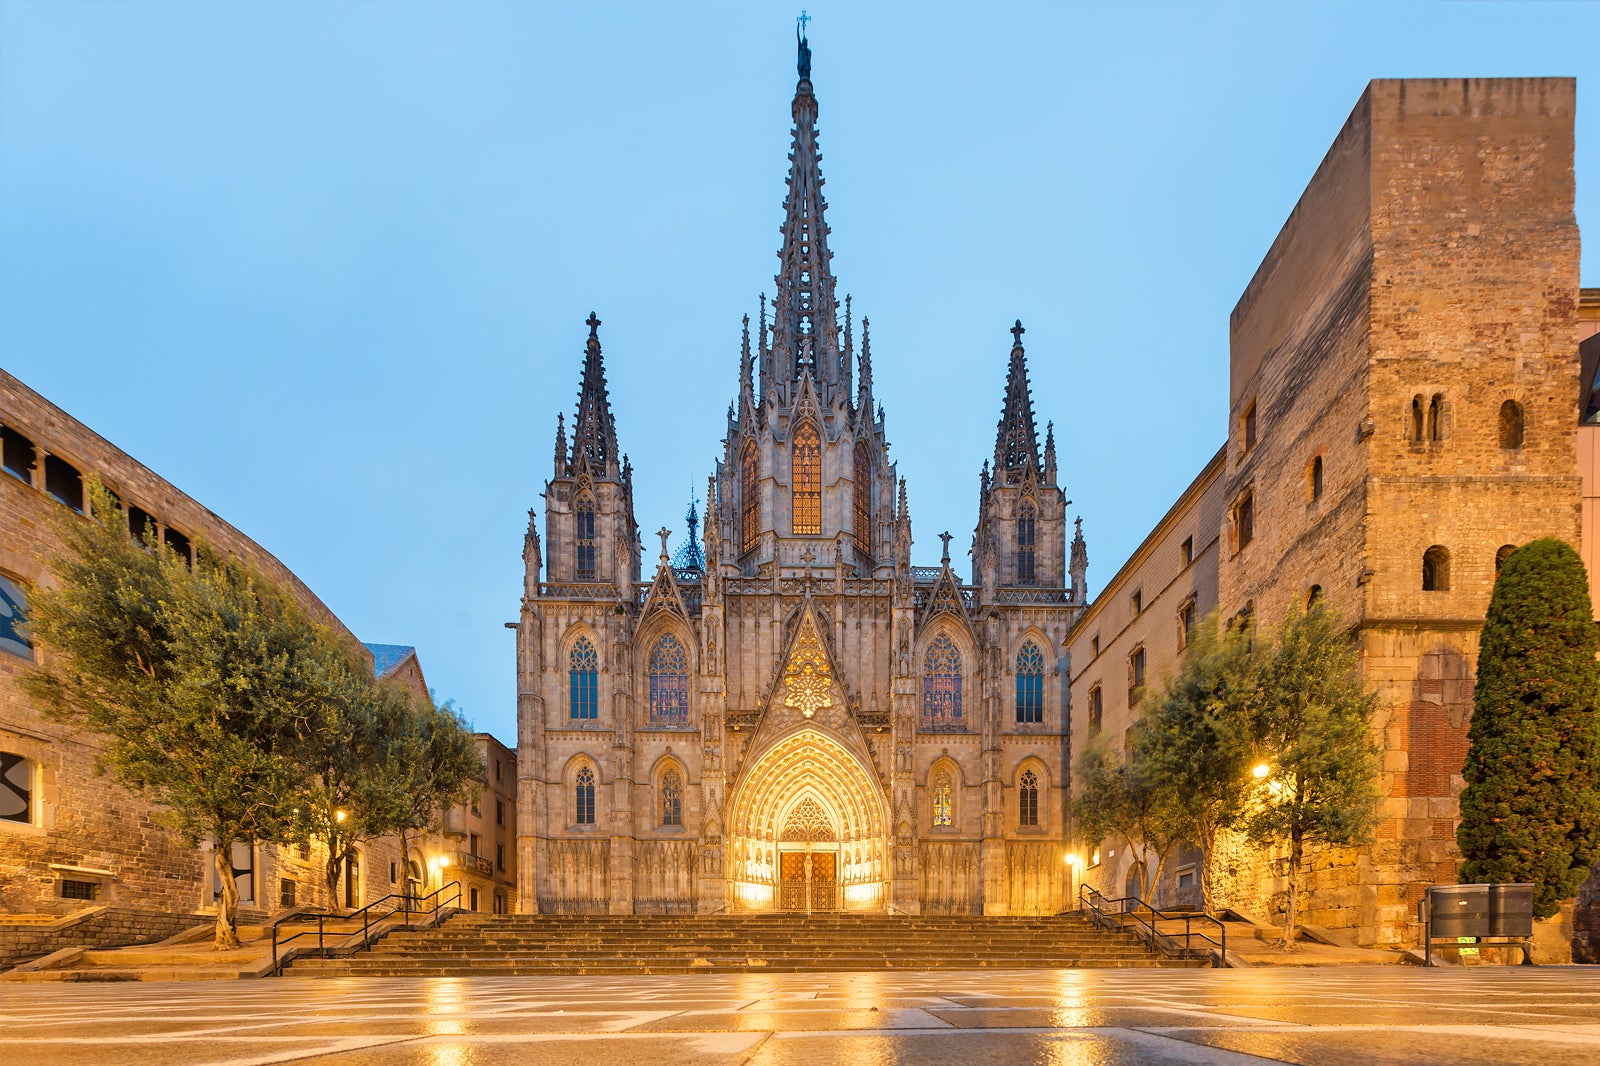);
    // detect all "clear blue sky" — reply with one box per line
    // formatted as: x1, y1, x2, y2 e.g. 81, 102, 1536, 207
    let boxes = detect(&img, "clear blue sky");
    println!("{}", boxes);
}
3, 2, 1595, 746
